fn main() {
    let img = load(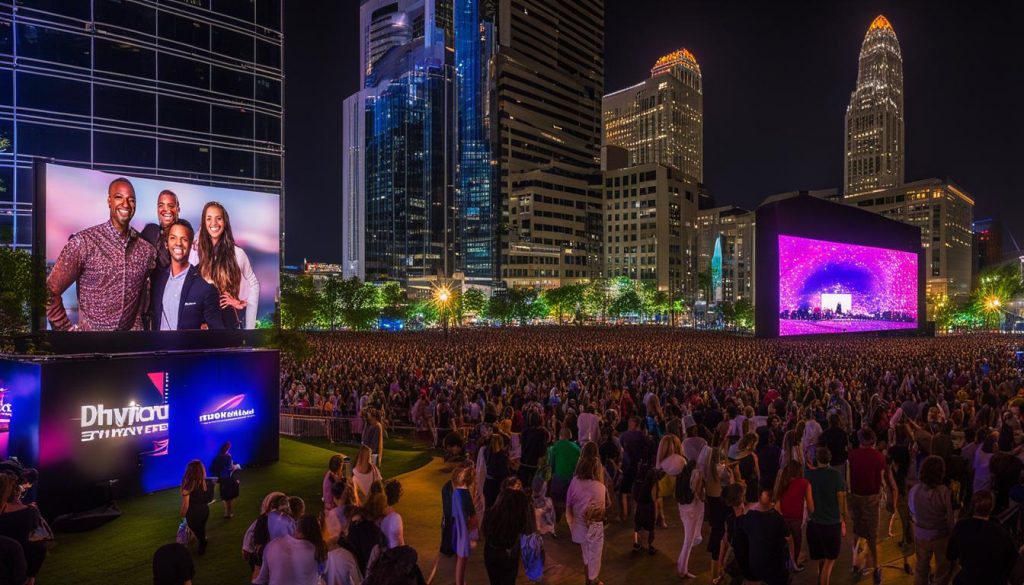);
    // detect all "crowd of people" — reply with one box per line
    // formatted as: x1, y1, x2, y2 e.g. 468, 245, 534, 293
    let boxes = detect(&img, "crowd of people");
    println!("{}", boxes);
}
161, 327, 1024, 584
